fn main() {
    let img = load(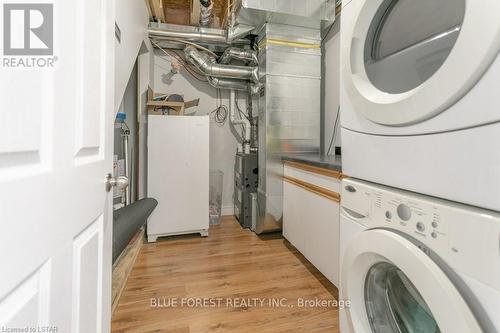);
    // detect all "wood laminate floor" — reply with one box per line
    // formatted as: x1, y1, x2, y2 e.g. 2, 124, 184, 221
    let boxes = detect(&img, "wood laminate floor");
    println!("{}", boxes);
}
112, 216, 340, 333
